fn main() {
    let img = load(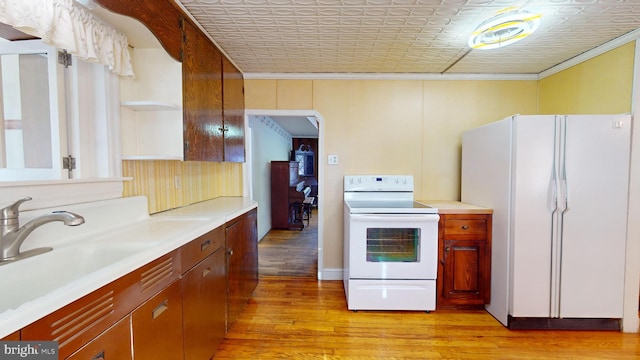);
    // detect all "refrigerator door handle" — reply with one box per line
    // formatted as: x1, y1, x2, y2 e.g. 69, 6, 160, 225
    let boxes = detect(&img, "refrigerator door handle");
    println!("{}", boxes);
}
548, 169, 558, 211
558, 115, 569, 212
560, 178, 569, 212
